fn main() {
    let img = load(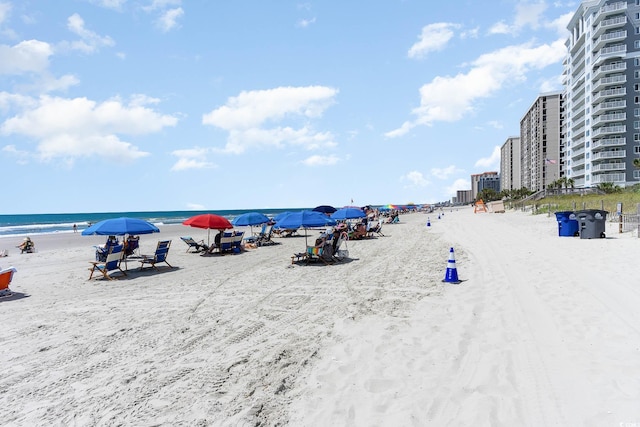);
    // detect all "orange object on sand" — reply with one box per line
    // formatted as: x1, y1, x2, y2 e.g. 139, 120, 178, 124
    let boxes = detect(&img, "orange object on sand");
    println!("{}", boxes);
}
474, 199, 488, 213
